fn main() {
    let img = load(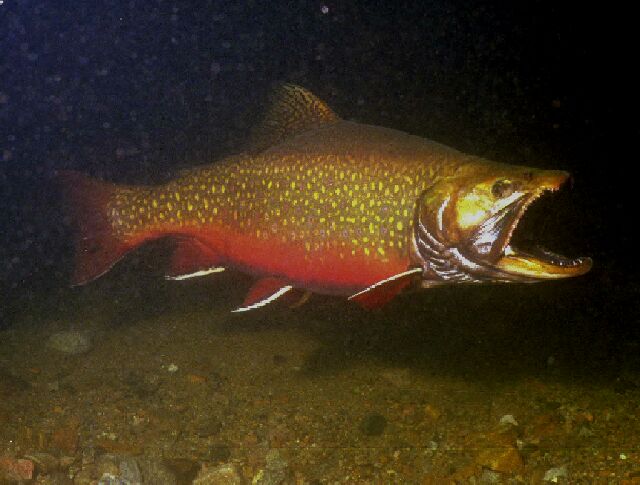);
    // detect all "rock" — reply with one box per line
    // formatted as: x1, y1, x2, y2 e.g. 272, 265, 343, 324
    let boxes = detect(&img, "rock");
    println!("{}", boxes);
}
60, 456, 76, 469
0, 456, 34, 480
72, 468, 95, 485
97, 473, 122, 485
499, 414, 519, 427
192, 463, 242, 485
95, 455, 119, 479
253, 450, 290, 485
359, 413, 387, 436
87, 454, 146, 485
479, 468, 502, 484
25, 452, 59, 474
47, 331, 92, 355
423, 404, 442, 423
36, 471, 74, 484
119, 456, 142, 483
476, 445, 524, 474
543, 465, 568, 482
